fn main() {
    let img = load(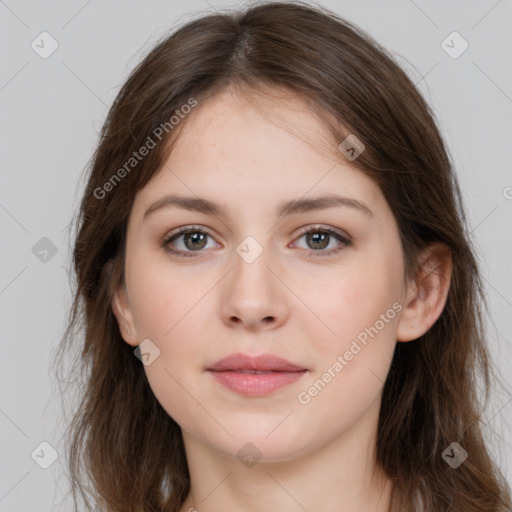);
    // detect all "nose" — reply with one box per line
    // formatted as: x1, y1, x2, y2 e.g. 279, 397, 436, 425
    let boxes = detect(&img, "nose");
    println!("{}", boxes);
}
220, 245, 289, 332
